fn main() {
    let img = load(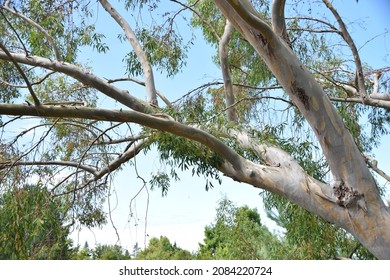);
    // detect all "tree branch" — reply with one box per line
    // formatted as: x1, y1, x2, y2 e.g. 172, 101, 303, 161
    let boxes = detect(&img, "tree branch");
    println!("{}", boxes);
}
272, 0, 291, 47
98, 0, 158, 106
0, 50, 149, 112
370, 92, 390, 101
212, 4, 390, 258
92, 138, 147, 181
0, 103, 243, 170
219, 20, 237, 123
0, 160, 98, 176
330, 96, 390, 109
0, 41, 40, 106
322, 0, 368, 102
363, 154, 390, 182
0, 118, 58, 180
106, 77, 172, 107
0, 3, 61, 61
230, 0, 274, 39
286, 16, 341, 34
